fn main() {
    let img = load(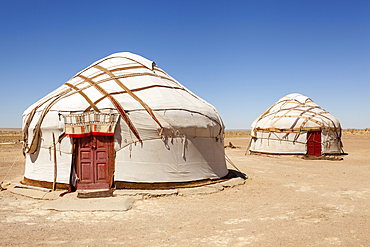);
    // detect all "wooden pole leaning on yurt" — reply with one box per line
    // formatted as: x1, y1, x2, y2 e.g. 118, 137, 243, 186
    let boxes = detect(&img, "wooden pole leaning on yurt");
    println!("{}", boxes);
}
52, 133, 57, 191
